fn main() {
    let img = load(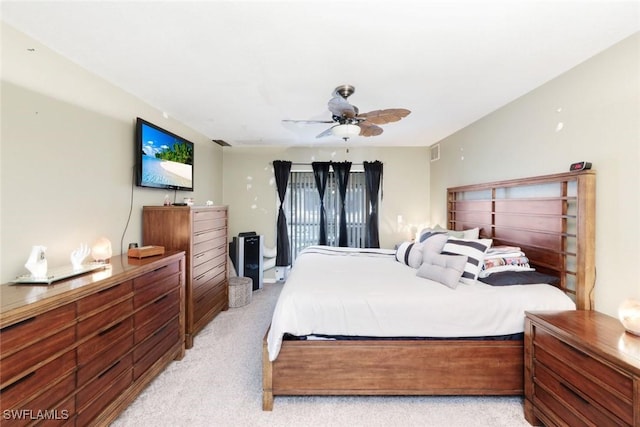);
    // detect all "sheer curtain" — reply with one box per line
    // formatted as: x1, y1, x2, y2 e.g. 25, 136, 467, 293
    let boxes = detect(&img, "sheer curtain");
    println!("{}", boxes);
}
272, 160, 292, 267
